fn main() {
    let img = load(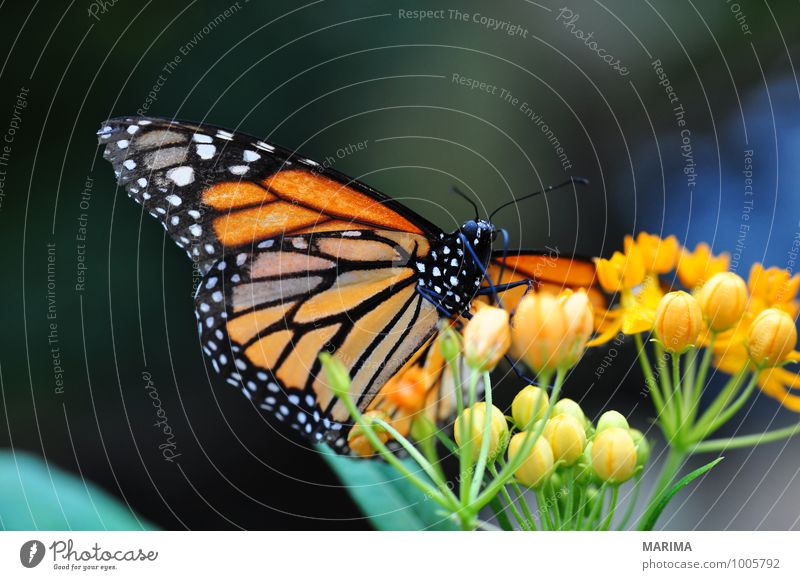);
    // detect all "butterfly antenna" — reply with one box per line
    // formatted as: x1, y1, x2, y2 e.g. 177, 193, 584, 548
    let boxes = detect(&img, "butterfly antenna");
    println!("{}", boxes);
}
488, 176, 589, 221
451, 185, 480, 220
